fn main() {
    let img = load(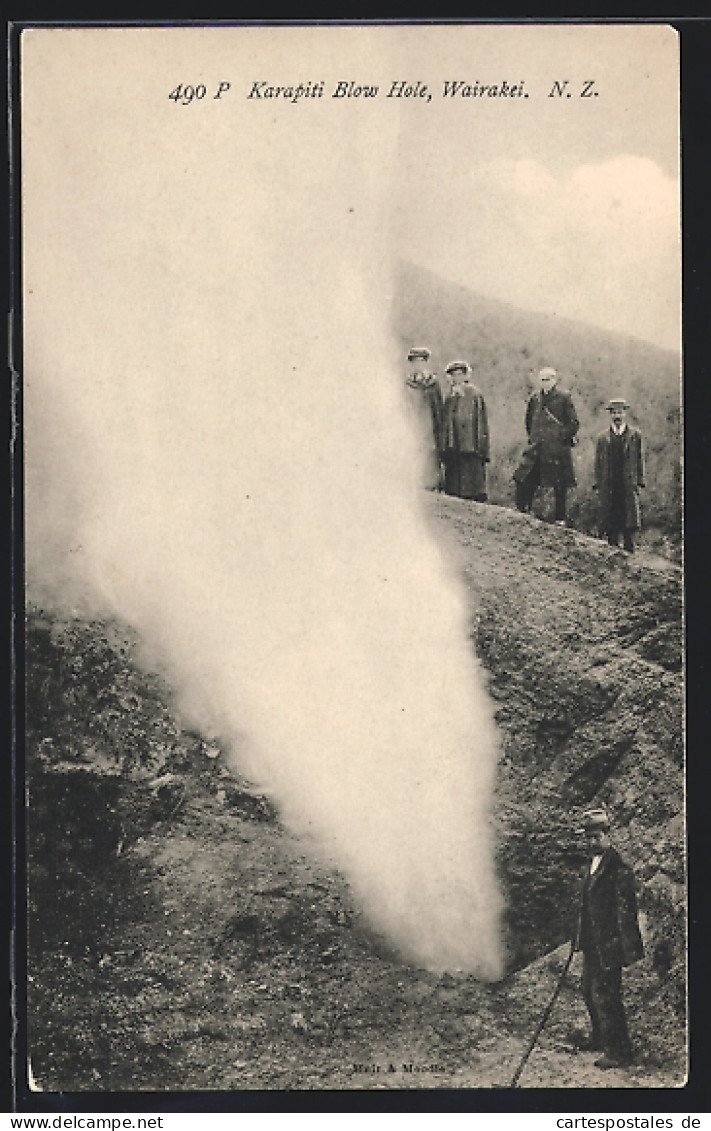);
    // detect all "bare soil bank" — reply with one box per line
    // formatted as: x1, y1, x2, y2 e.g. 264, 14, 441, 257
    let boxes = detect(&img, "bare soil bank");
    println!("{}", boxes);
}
25, 497, 685, 1092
